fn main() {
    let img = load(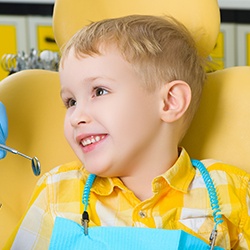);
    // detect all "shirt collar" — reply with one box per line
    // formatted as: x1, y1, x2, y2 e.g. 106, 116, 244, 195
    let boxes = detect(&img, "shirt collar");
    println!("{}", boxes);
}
159, 147, 196, 193
90, 148, 196, 196
90, 174, 128, 196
